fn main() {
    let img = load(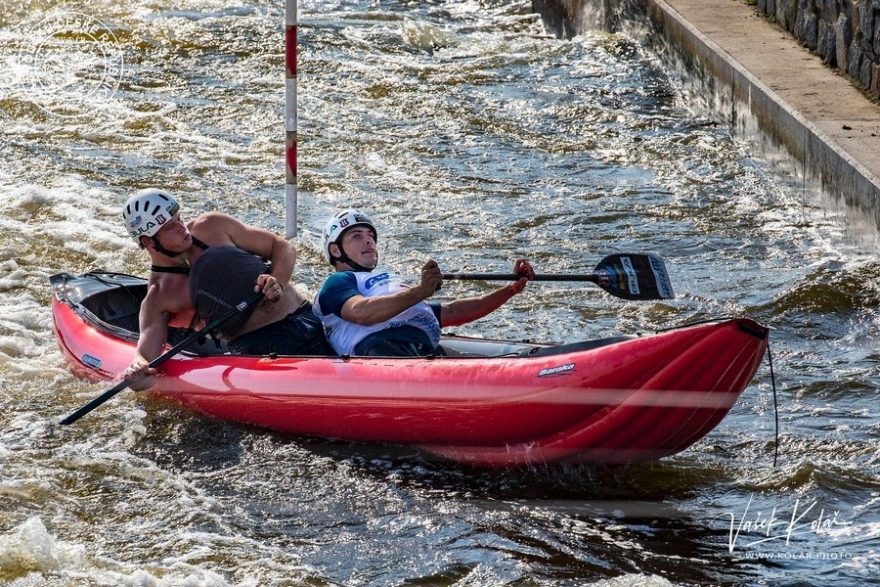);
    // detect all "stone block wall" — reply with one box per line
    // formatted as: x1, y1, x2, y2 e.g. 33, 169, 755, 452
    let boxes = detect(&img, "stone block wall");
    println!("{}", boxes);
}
756, 0, 880, 99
